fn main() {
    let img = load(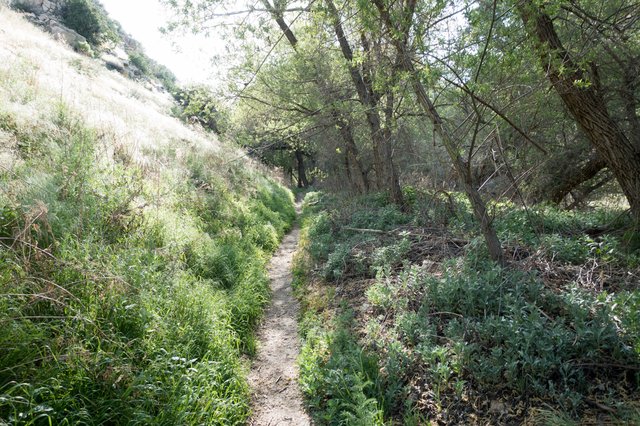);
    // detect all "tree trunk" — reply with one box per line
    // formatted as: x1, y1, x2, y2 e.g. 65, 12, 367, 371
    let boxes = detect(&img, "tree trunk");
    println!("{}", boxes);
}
326, 0, 403, 203
541, 152, 607, 204
518, 1, 640, 221
260, 0, 299, 49
621, 66, 640, 150
383, 91, 403, 205
295, 150, 309, 188
373, 0, 504, 264
344, 146, 355, 191
330, 110, 369, 193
